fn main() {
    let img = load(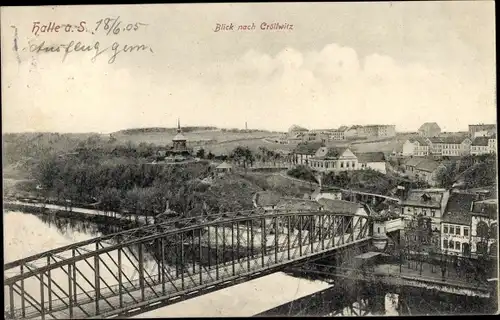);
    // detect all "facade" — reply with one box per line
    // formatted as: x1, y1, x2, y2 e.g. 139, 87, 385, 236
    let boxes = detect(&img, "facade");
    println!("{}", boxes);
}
470, 137, 490, 156
418, 122, 441, 137
355, 152, 387, 174
426, 136, 472, 156
355, 125, 396, 138
400, 189, 450, 231
488, 134, 496, 154
216, 161, 233, 174
292, 141, 324, 165
440, 192, 476, 256
469, 124, 496, 138
402, 137, 430, 156
329, 130, 346, 140
470, 199, 497, 257
308, 147, 359, 173
403, 158, 444, 186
